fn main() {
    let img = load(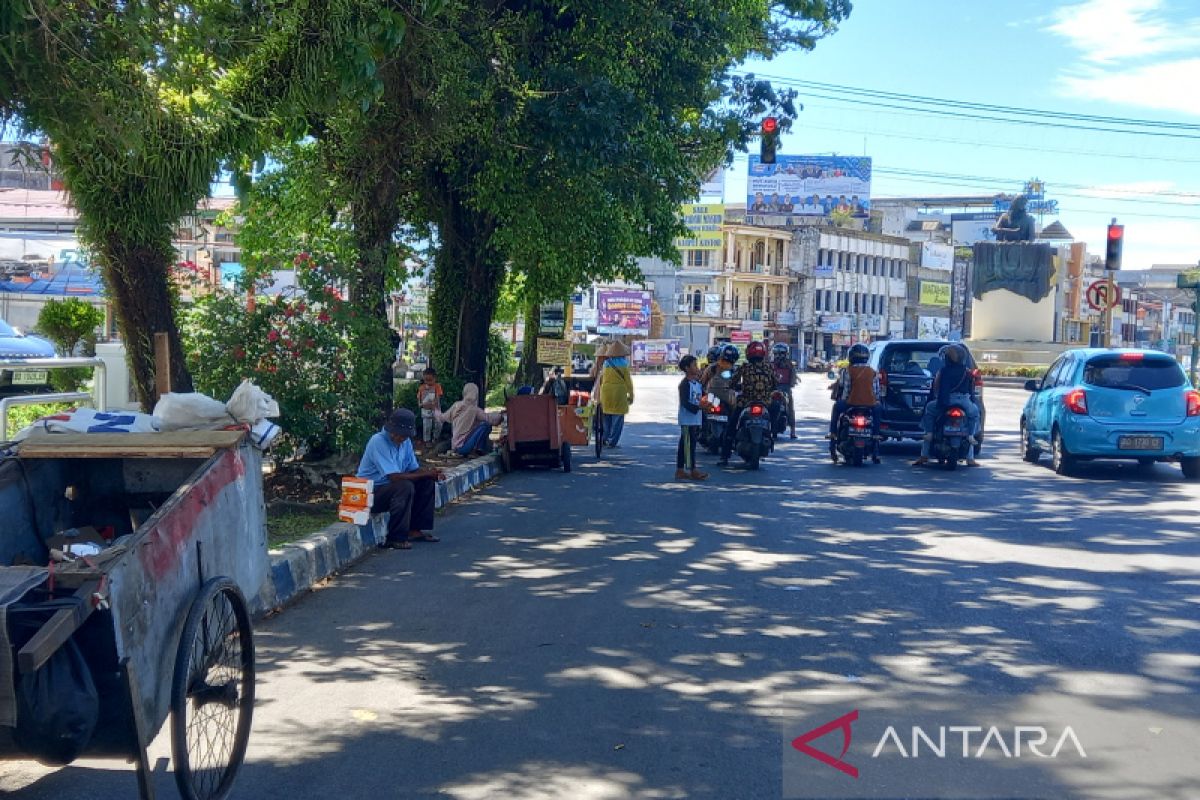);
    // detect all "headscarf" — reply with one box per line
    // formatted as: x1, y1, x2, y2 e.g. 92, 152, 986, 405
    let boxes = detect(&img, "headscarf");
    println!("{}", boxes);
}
445, 382, 480, 424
